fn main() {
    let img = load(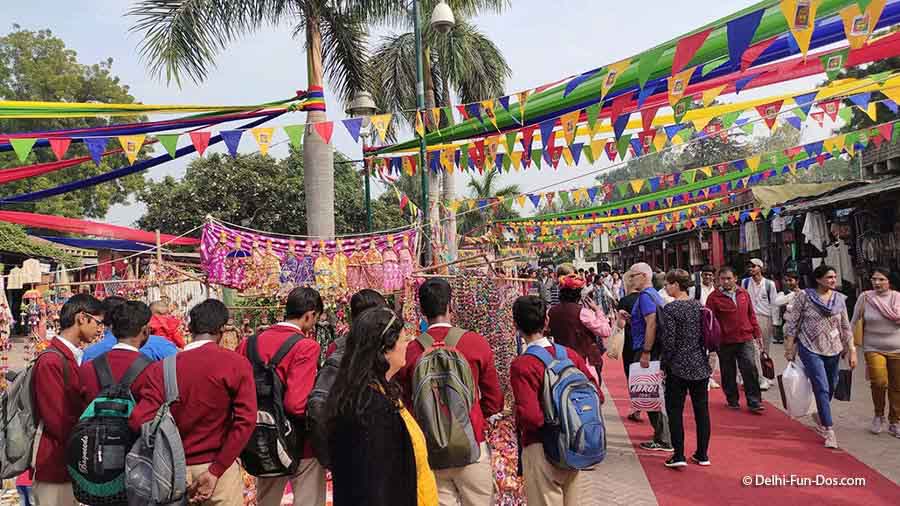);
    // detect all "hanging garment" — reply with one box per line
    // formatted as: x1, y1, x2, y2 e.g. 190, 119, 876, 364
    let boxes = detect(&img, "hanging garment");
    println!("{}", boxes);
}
802, 211, 829, 252
314, 253, 336, 293
332, 249, 349, 290
280, 249, 304, 286
296, 251, 315, 287
745, 222, 761, 252
382, 247, 402, 292
224, 238, 250, 290
203, 233, 231, 285
7, 268, 24, 290
22, 259, 42, 284
771, 215, 787, 233
243, 242, 270, 295
826, 240, 856, 285
261, 245, 283, 294
361, 244, 385, 290
398, 246, 414, 281
347, 249, 365, 291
